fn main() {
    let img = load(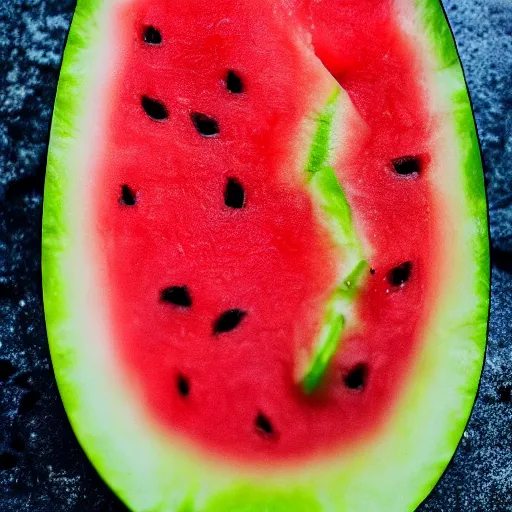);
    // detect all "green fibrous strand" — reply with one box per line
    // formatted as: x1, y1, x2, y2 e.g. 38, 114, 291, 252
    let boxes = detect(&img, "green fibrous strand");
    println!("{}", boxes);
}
299, 89, 367, 394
